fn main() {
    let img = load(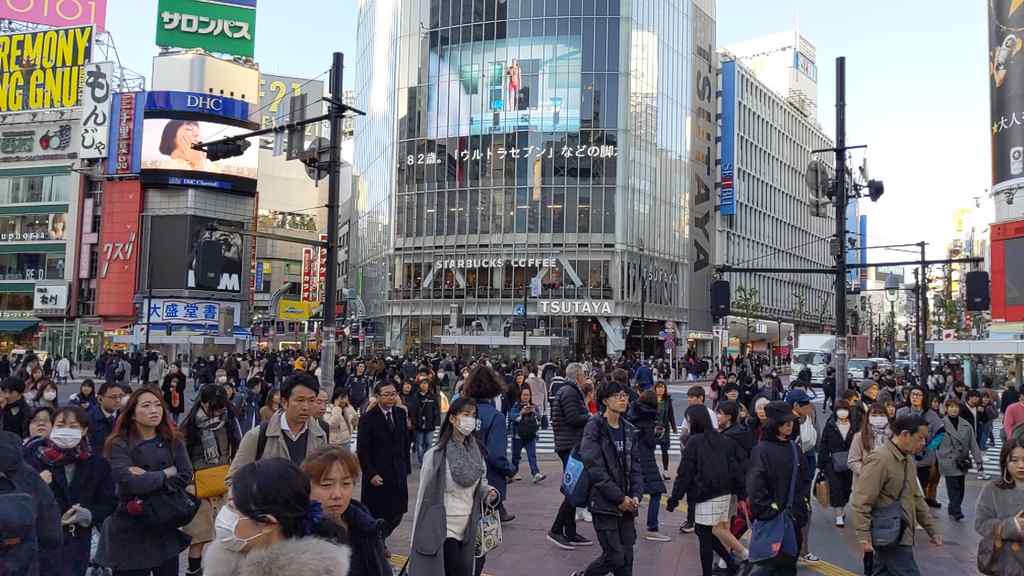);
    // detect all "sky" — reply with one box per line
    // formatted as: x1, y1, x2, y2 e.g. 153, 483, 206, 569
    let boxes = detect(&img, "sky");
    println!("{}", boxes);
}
104, 0, 988, 262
